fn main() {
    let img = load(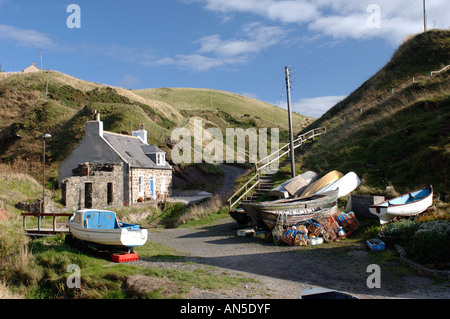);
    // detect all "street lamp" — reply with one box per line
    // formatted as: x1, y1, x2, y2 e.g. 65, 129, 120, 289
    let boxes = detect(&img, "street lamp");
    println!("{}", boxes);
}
42, 133, 51, 214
